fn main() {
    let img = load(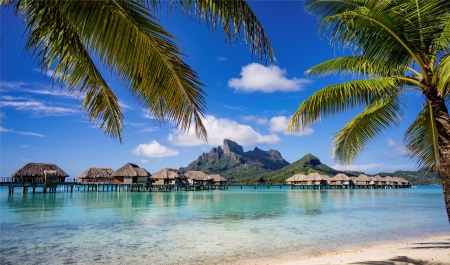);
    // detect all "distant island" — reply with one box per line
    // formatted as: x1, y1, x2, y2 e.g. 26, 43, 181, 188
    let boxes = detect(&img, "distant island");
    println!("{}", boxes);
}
180, 139, 441, 185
